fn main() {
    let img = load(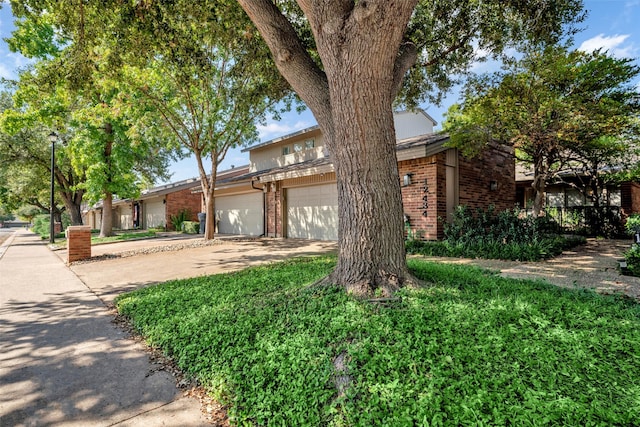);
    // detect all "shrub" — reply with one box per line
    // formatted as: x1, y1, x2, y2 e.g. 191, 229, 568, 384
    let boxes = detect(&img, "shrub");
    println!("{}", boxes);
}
170, 209, 191, 232
406, 206, 584, 261
623, 244, 640, 276
182, 221, 199, 234
625, 213, 640, 236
